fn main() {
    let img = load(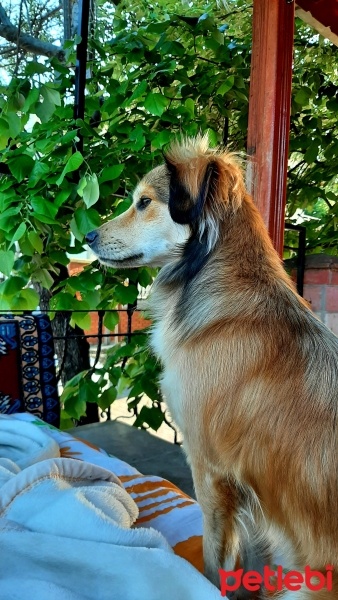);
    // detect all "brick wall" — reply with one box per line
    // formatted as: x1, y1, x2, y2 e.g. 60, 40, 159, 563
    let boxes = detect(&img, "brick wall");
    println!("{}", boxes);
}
68, 260, 87, 277
118, 309, 152, 336
302, 254, 338, 335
